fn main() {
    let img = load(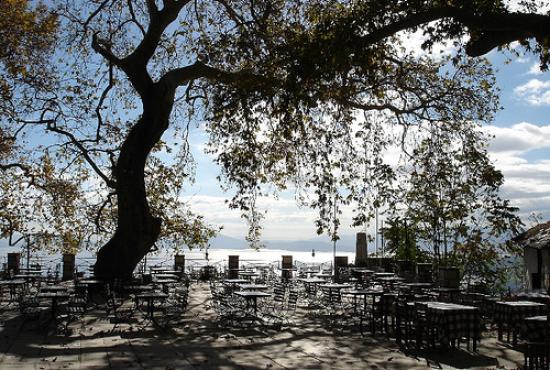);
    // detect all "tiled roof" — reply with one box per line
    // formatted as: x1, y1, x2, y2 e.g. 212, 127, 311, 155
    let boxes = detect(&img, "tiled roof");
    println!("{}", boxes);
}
513, 221, 550, 249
